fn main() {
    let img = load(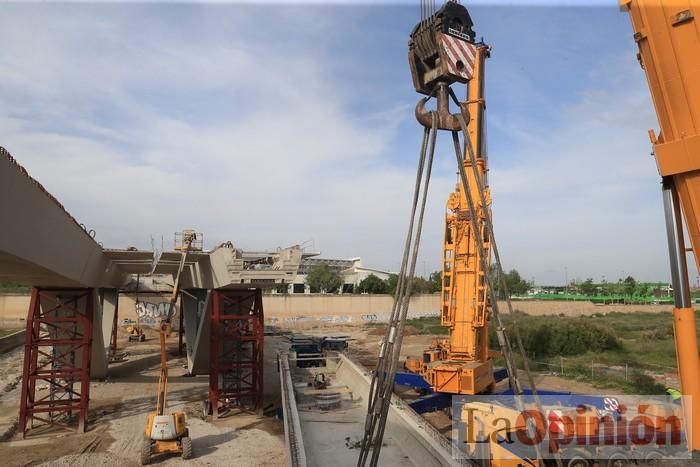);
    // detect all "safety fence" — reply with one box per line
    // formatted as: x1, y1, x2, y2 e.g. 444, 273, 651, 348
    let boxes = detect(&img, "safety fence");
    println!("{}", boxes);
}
522, 356, 679, 388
